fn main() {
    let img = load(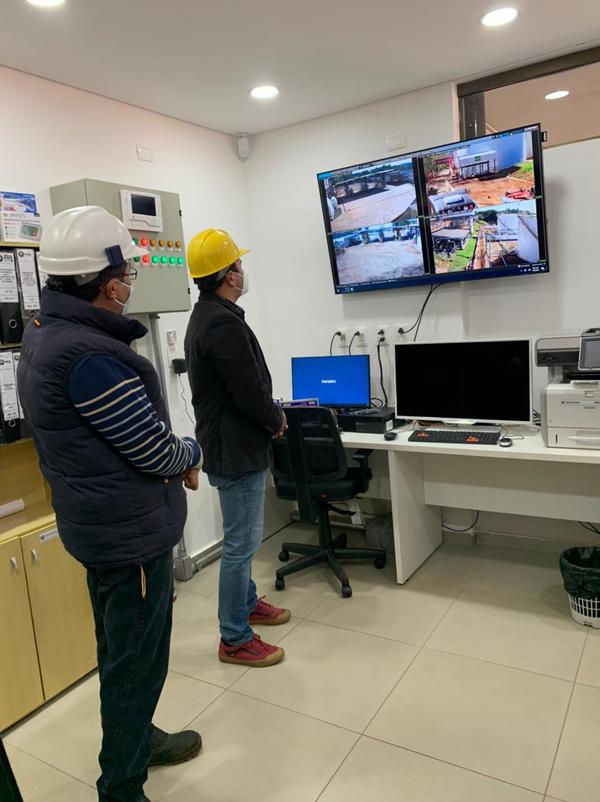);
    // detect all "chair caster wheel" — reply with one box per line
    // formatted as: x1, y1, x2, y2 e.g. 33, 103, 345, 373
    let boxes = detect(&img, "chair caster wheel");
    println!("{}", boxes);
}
279, 550, 290, 562
275, 577, 285, 591
375, 555, 387, 569
342, 585, 352, 599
